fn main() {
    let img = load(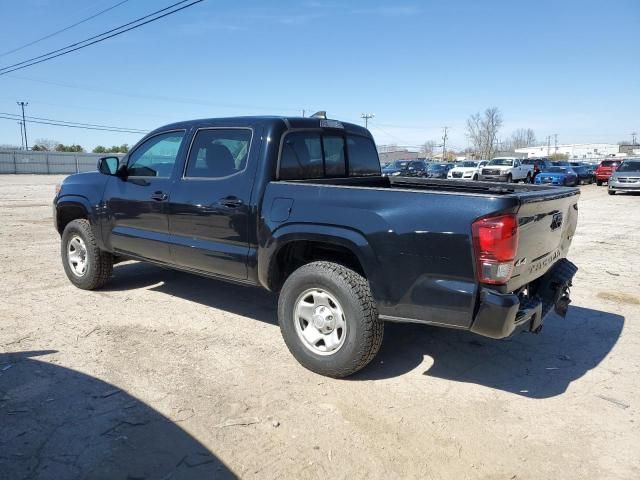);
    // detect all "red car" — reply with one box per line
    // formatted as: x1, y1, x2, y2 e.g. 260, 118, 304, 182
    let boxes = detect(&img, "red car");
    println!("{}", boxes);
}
595, 160, 621, 186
